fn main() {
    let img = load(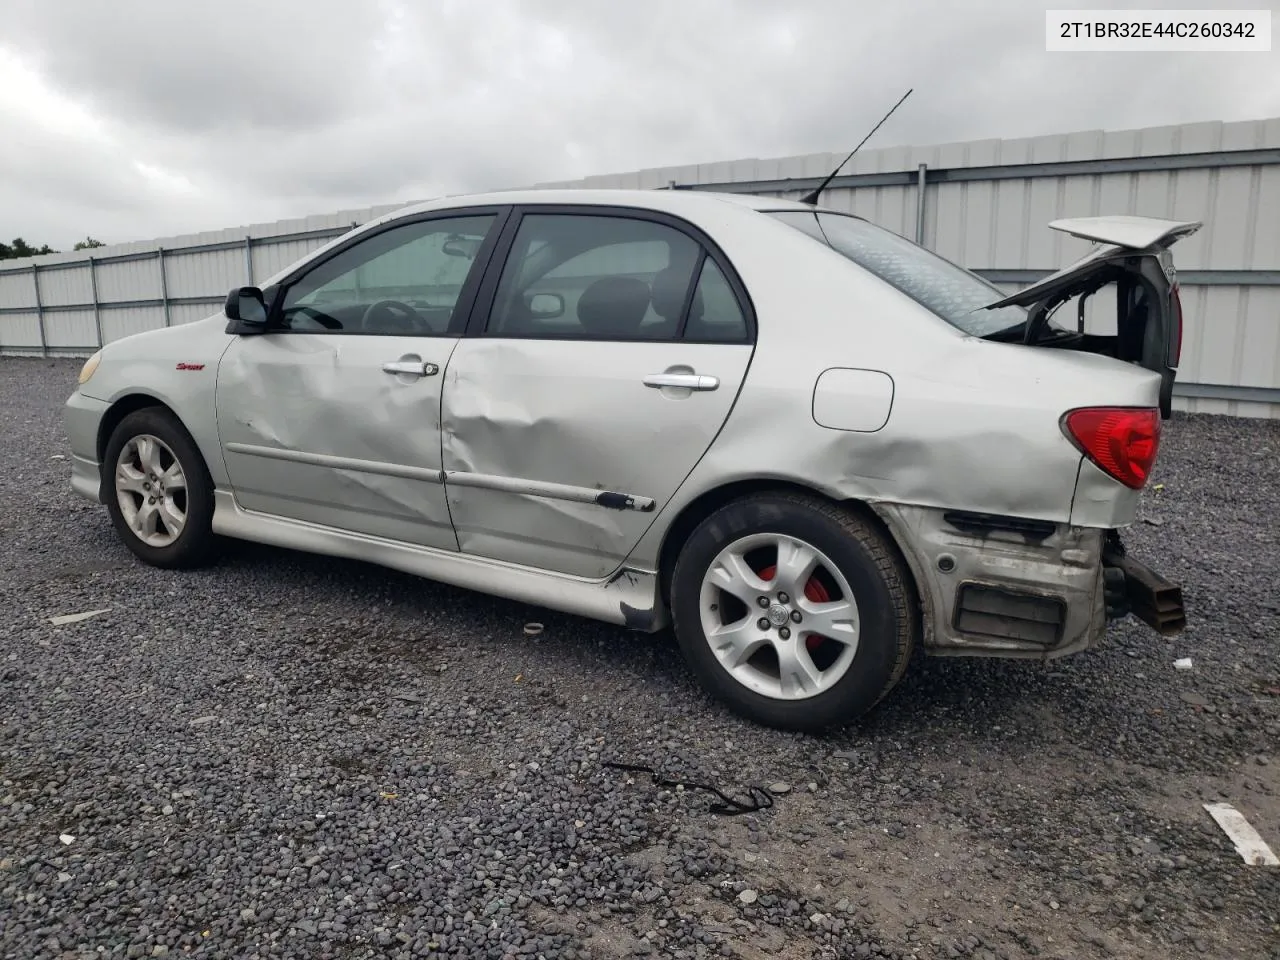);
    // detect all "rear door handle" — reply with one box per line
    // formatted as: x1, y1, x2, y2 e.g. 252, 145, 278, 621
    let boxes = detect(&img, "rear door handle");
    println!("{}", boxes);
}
643, 373, 719, 391
382, 360, 439, 377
